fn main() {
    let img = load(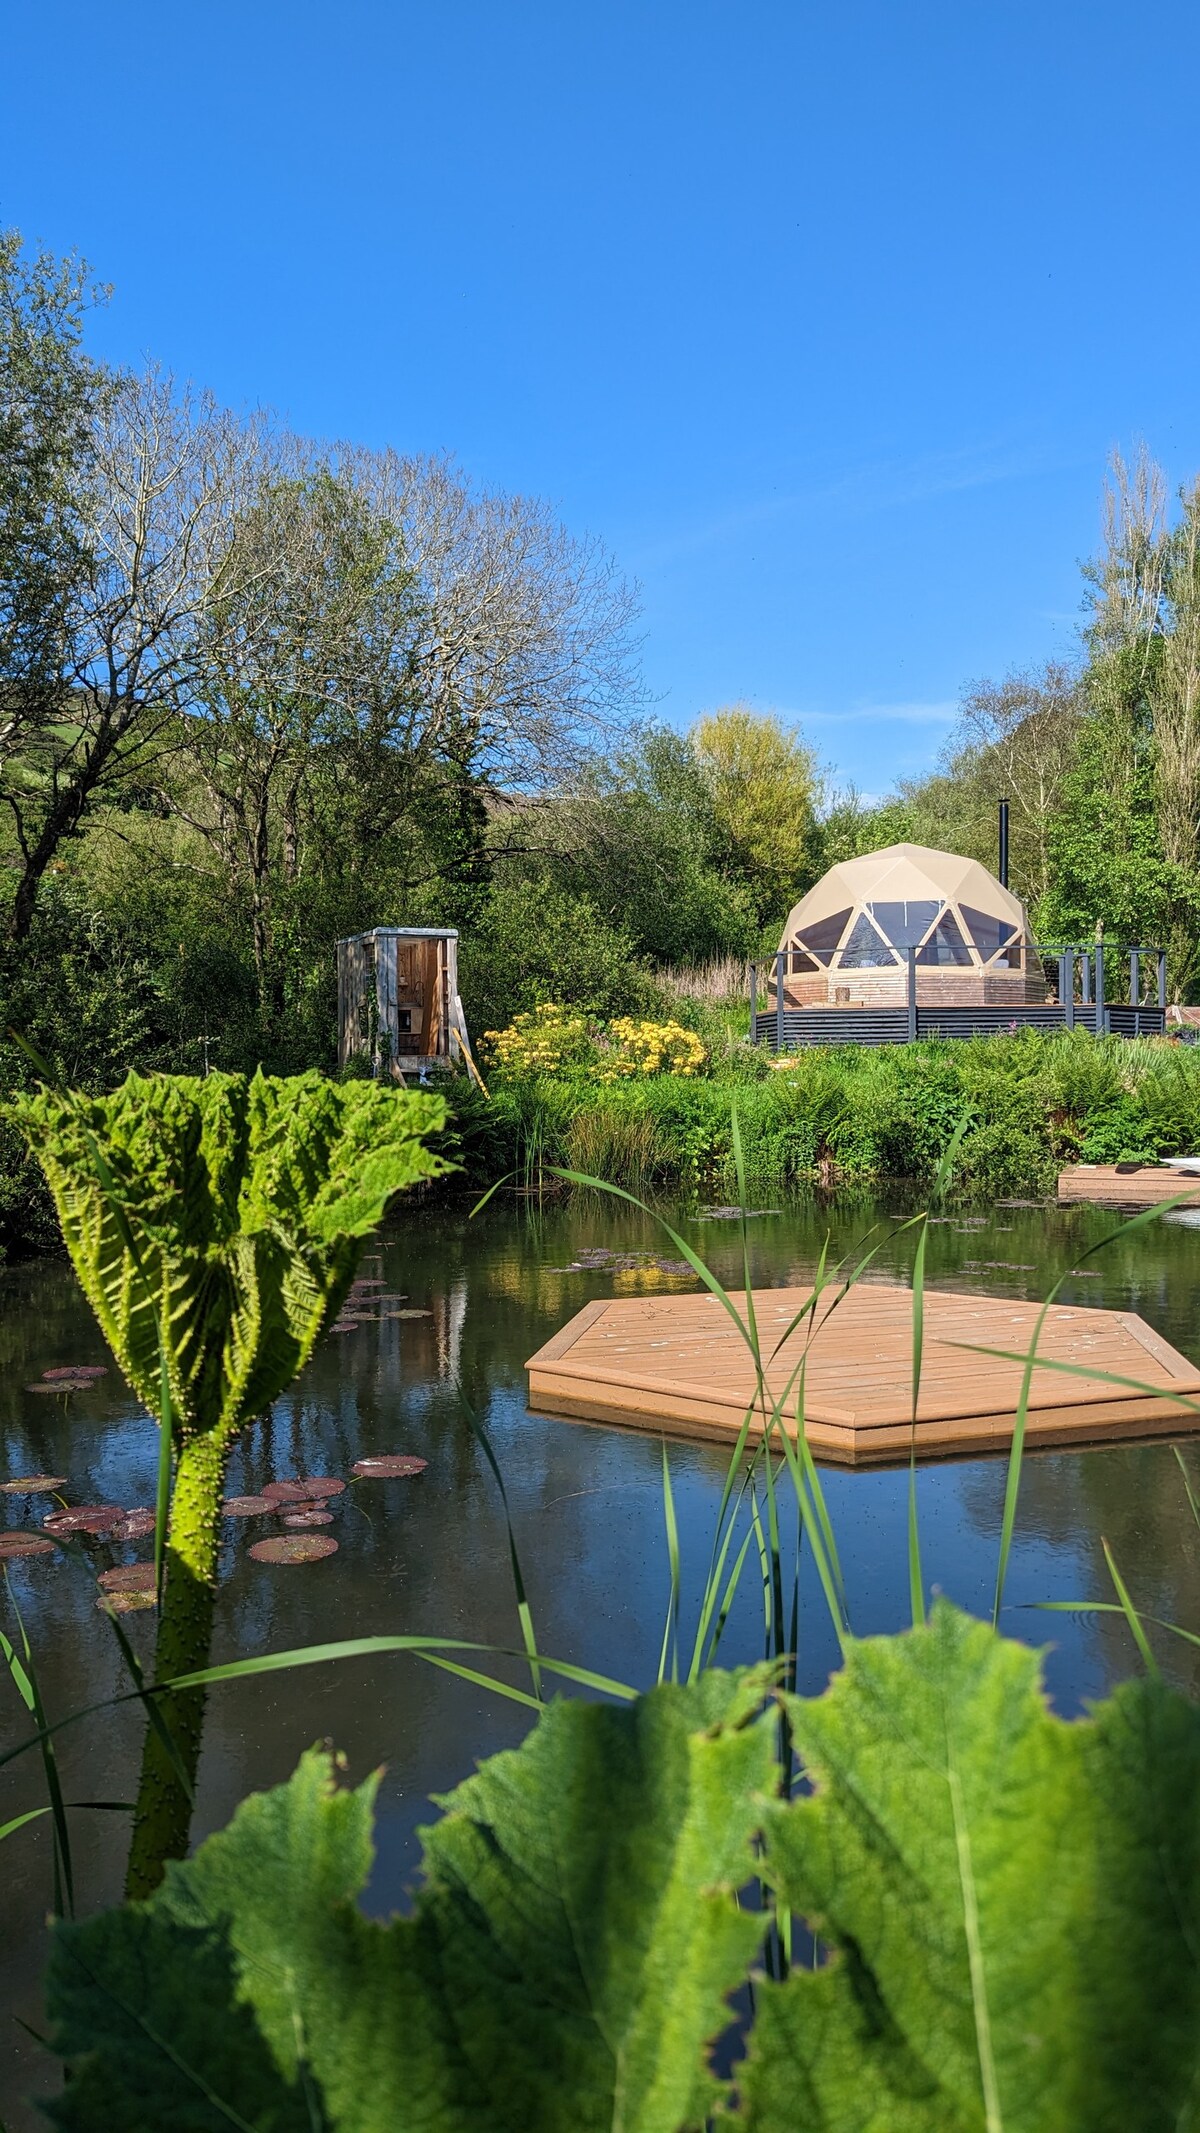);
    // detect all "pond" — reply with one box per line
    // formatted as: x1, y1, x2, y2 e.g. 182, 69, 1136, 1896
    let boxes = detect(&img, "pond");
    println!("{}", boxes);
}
3, 1187, 1200, 2123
